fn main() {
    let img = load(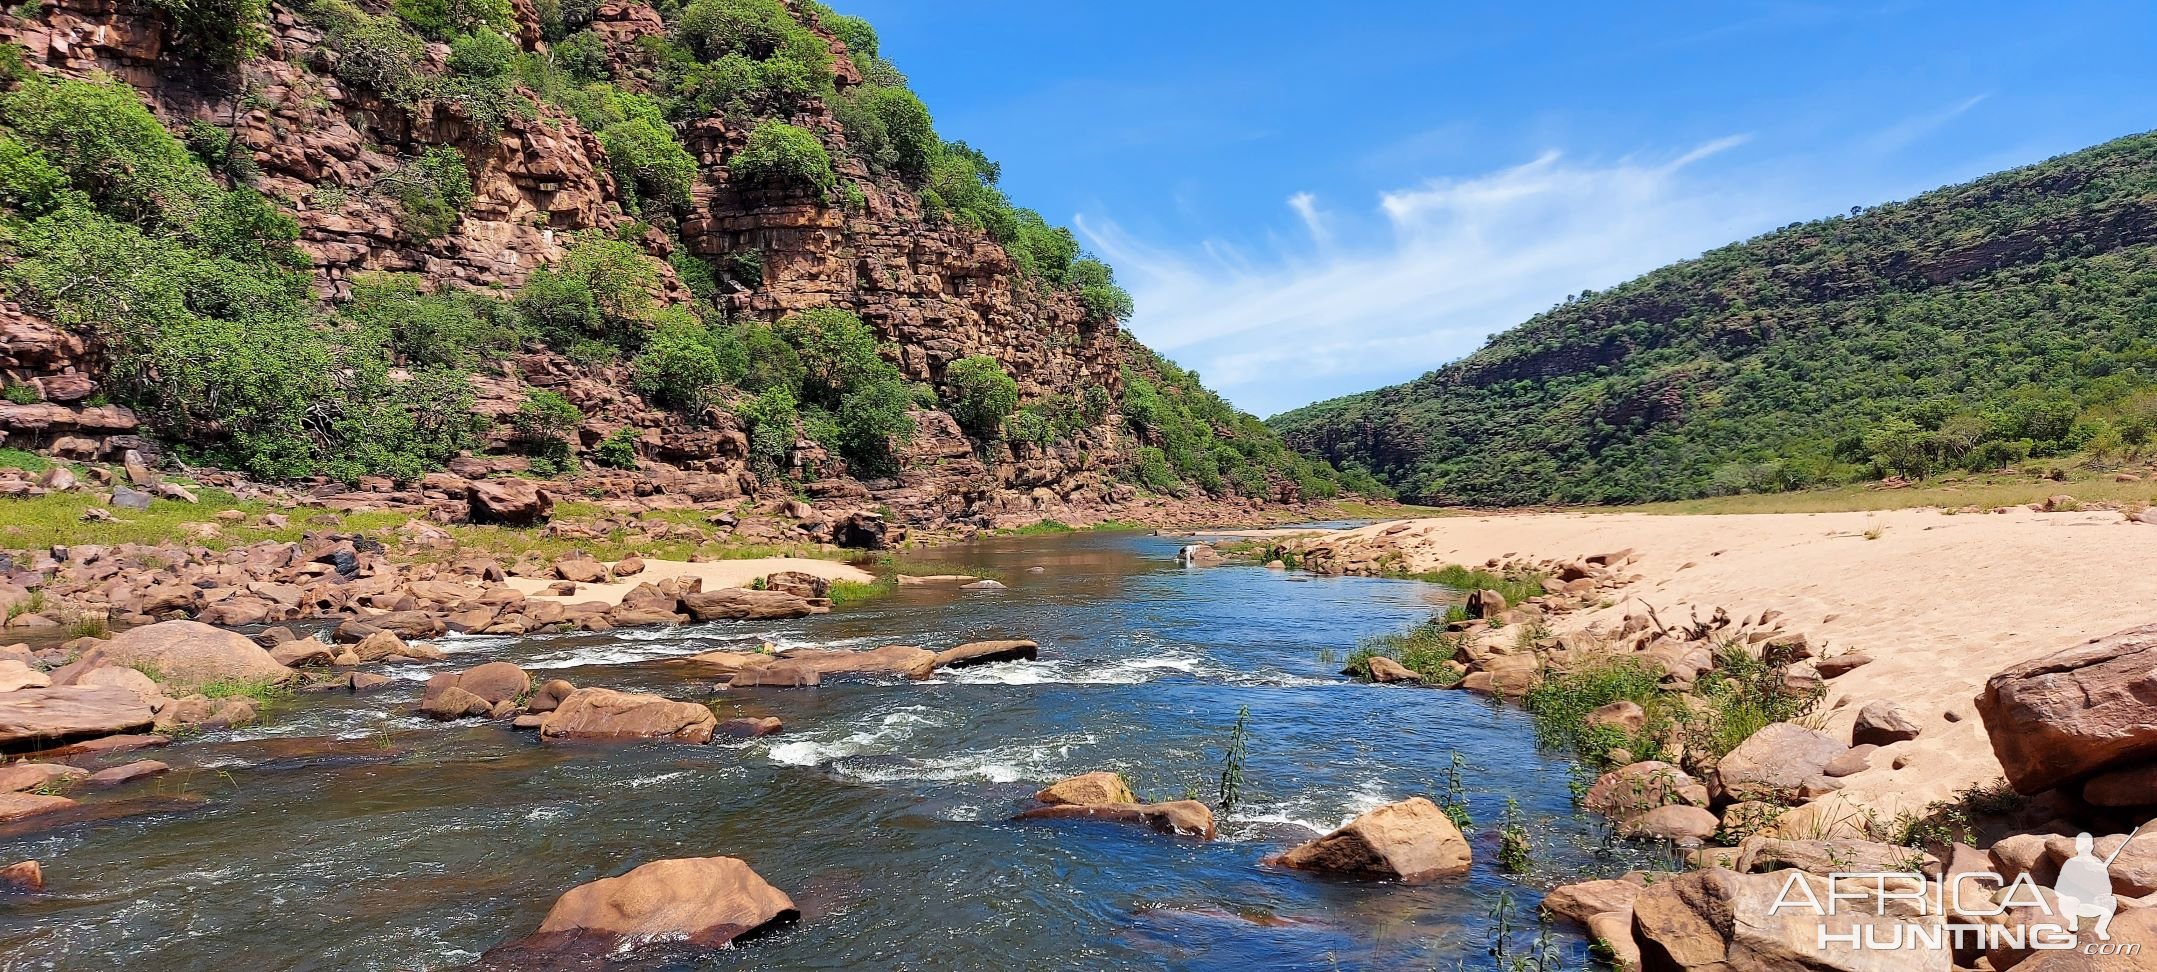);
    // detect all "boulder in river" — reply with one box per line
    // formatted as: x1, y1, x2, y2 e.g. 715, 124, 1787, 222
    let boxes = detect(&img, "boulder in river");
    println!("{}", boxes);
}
1365, 656, 1420, 683
0, 761, 87, 792
1015, 800, 1217, 840
1977, 622, 2157, 794
96, 620, 293, 691
422, 662, 529, 709
1035, 772, 1135, 806
480, 856, 796, 965
538, 688, 717, 744
0, 859, 39, 891
932, 640, 1038, 669
0, 685, 155, 748
680, 589, 823, 621
1273, 797, 1471, 884
718, 716, 783, 738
